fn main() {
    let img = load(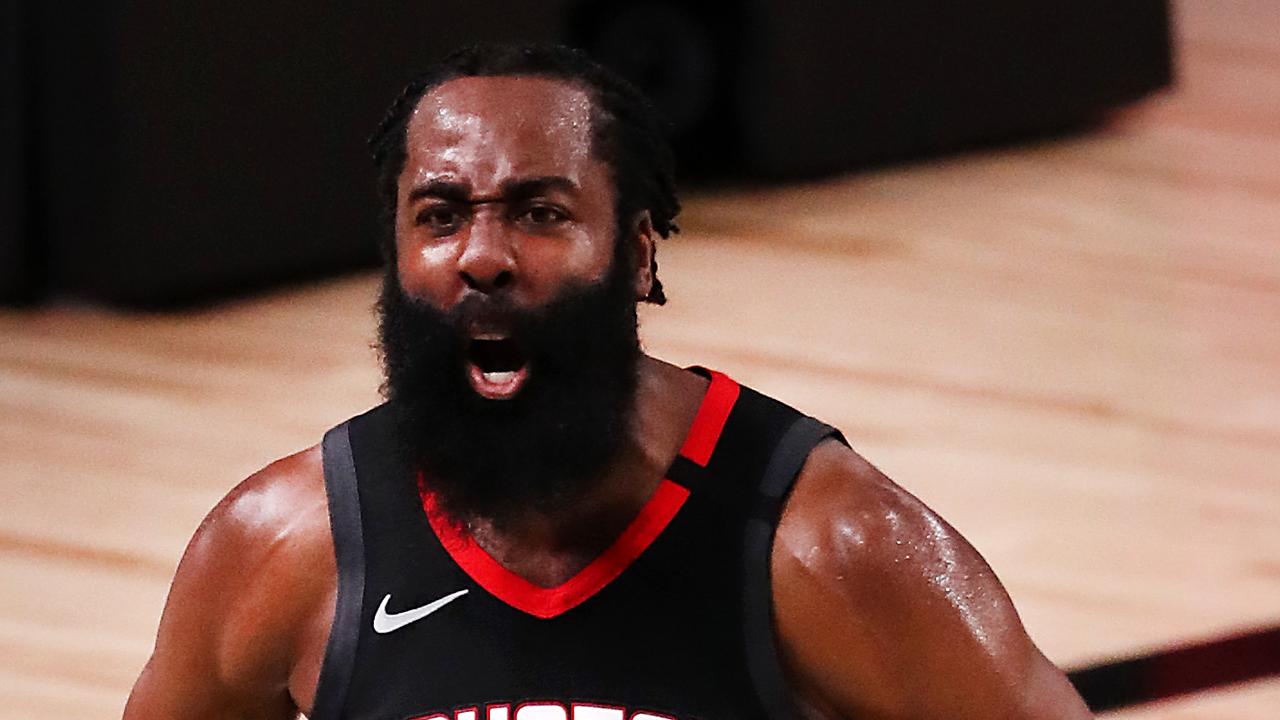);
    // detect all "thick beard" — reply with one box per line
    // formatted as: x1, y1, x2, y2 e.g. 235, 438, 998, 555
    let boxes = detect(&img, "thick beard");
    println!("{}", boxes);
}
376, 247, 641, 529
